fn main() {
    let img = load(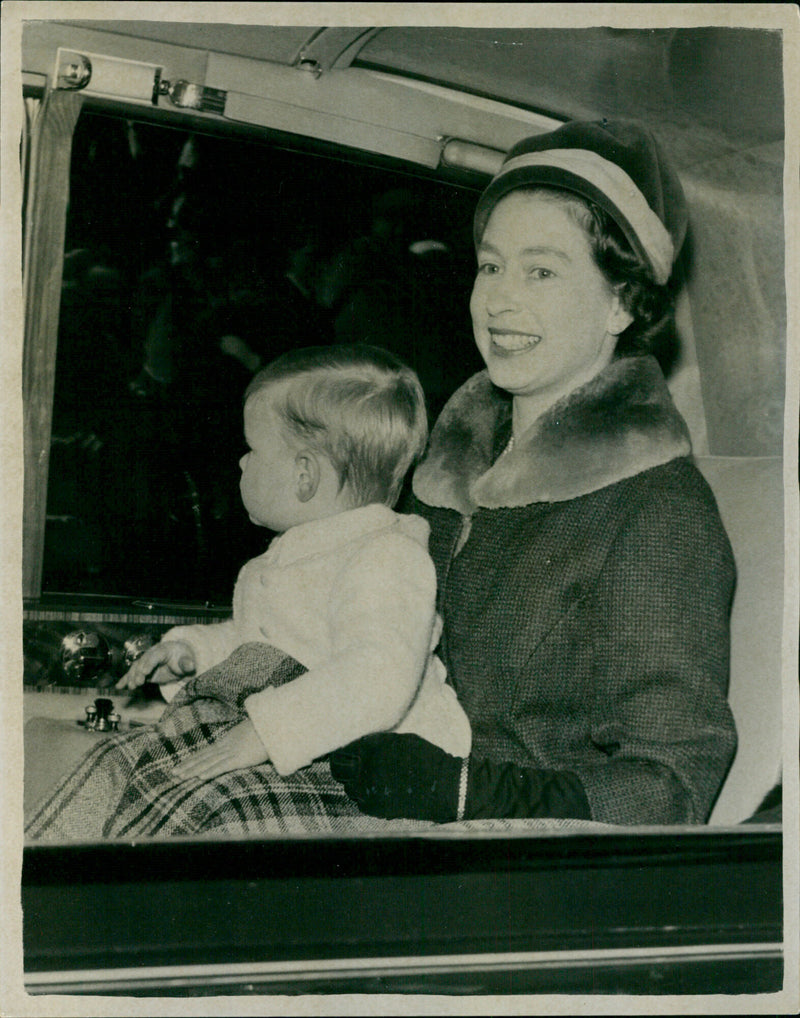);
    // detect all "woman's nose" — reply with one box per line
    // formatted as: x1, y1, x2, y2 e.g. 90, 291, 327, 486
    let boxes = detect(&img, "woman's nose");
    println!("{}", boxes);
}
484, 274, 521, 316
